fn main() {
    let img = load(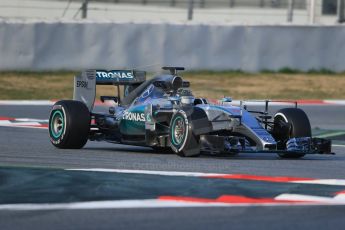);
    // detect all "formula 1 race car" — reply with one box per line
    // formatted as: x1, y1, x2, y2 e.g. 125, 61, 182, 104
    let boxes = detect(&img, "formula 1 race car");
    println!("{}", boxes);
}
49, 67, 332, 158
